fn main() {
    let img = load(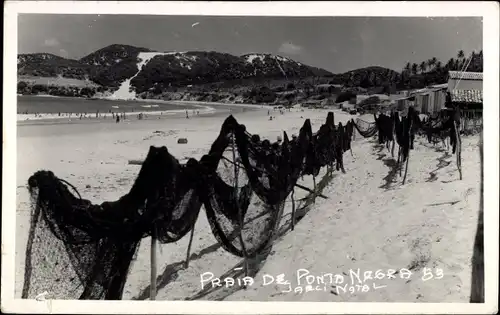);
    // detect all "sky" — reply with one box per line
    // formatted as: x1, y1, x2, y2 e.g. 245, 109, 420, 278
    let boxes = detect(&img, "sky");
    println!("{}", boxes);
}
18, 15, 482, 74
